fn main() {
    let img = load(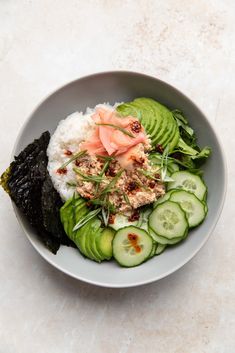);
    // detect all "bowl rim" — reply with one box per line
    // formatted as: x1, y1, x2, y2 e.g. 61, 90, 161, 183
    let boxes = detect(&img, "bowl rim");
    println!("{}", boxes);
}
11, 70, 228, 288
